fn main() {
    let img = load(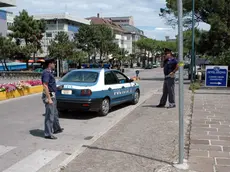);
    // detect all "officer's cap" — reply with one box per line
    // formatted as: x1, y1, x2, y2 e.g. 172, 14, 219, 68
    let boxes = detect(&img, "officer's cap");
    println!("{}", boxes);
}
164, 48, 172, 53
44, 58, 56, 65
